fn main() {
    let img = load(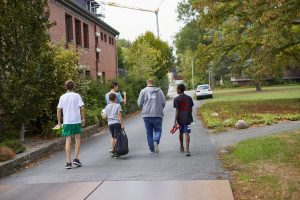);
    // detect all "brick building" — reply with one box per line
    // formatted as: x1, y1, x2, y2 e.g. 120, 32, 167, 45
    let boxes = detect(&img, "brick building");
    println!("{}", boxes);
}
48, 0, 119, 80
